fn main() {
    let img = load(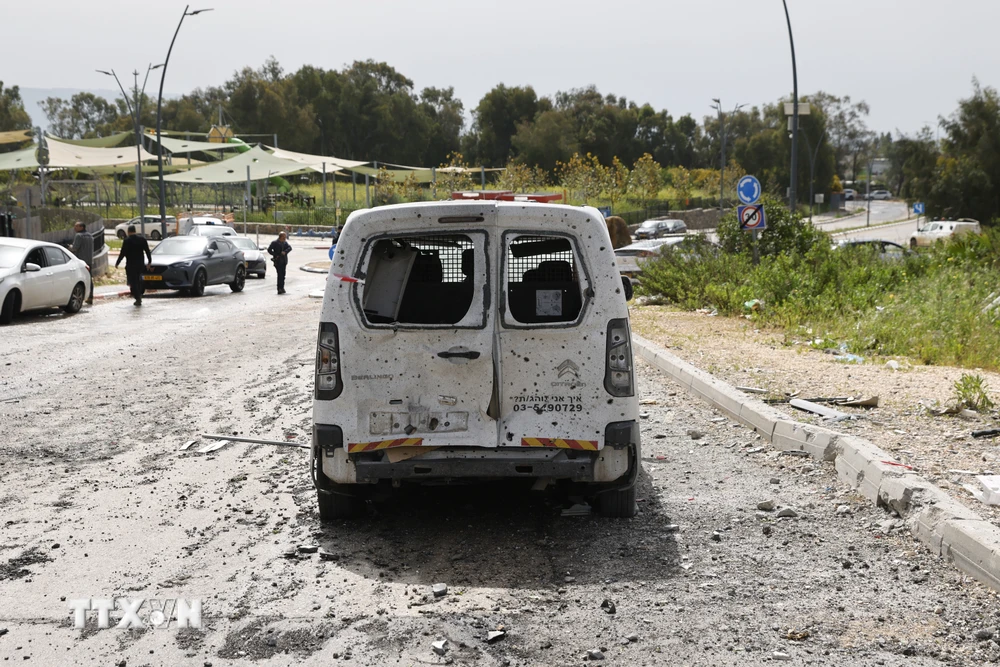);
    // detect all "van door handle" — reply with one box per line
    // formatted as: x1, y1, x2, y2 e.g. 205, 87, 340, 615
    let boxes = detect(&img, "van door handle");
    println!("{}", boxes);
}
437, 350, 481, 360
